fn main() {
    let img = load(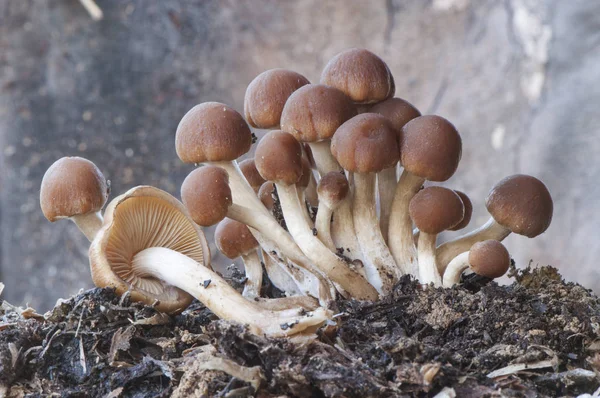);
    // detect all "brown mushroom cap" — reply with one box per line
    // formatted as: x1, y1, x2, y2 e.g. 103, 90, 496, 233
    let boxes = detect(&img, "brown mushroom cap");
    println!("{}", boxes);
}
485, 174, 553, 238
449, 190, 473, 231
258, 181, 276, 210
239, 158, 266, 193
297, 158, 313, 189
214, 218, 259, 259
409, 186, 464, 234
320, 48, 395, 104
317, 171, 349, 209
175, 102, 252, 164
280, 84, 357, 142
40, 156, 108, 221
469, 240, 510, 278
180, 166, 232, 227
331, 113, 399, 173
370, 97, 421, 133
244, 69, 310, 129
400, 115, 462, 182
255, 131, 303, 185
